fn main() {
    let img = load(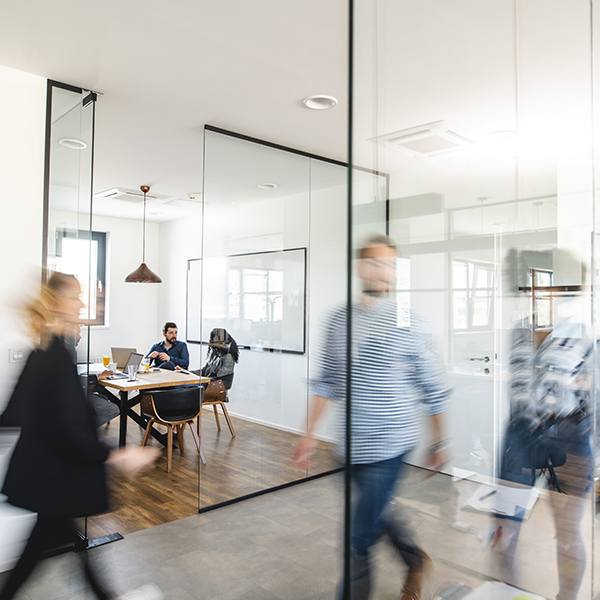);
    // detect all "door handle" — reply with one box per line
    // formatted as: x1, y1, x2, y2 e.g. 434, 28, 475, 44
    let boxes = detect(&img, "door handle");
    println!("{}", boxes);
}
469, 356, 490, 363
